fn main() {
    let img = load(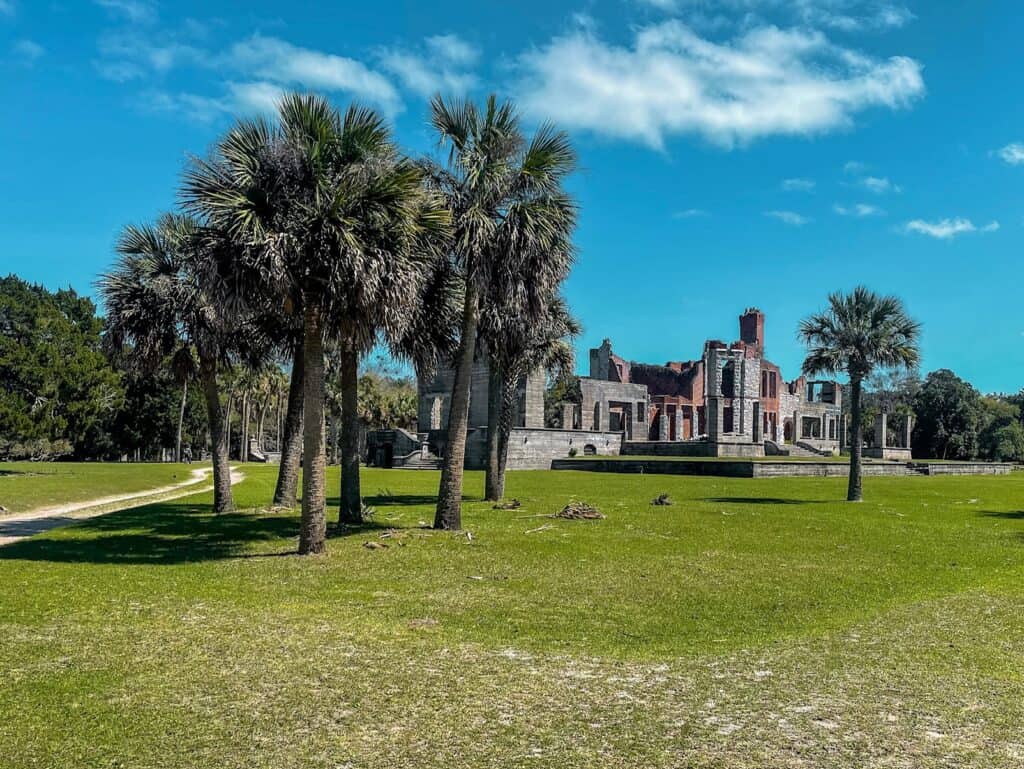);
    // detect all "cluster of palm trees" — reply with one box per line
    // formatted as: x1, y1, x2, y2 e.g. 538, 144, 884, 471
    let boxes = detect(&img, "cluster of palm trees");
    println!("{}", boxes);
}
100, 92, 579, 554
